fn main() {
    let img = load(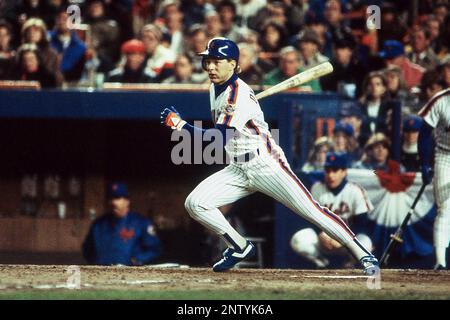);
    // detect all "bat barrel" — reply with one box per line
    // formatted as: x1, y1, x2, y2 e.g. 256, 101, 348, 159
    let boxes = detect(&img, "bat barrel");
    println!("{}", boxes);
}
255, 62, 334, 100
